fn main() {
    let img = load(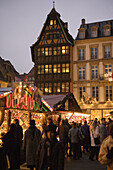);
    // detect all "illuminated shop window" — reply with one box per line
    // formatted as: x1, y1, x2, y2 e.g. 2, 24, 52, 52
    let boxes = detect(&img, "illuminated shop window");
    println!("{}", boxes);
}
53, 64, 60, 73
92, 65, 98, 80
53, 47, 57, 55
62, 64, 69, 73
92, 86, 99, 101
41, 48, 44, 56
41, 65, 44, 74
62, 82, 69, 92
45, 48, 48, 56
62, 46, 69, 54
45, 83, 52, 94
45, 47, 52, 56
53, 83, 60, 93
57, 83, 60, 93
106, 86, 112, 101
53, 47, 60, 55
45, 65, 49, 74
45, 65, 52, 74
49, 47, 52, 55
62, 83, 65, 92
